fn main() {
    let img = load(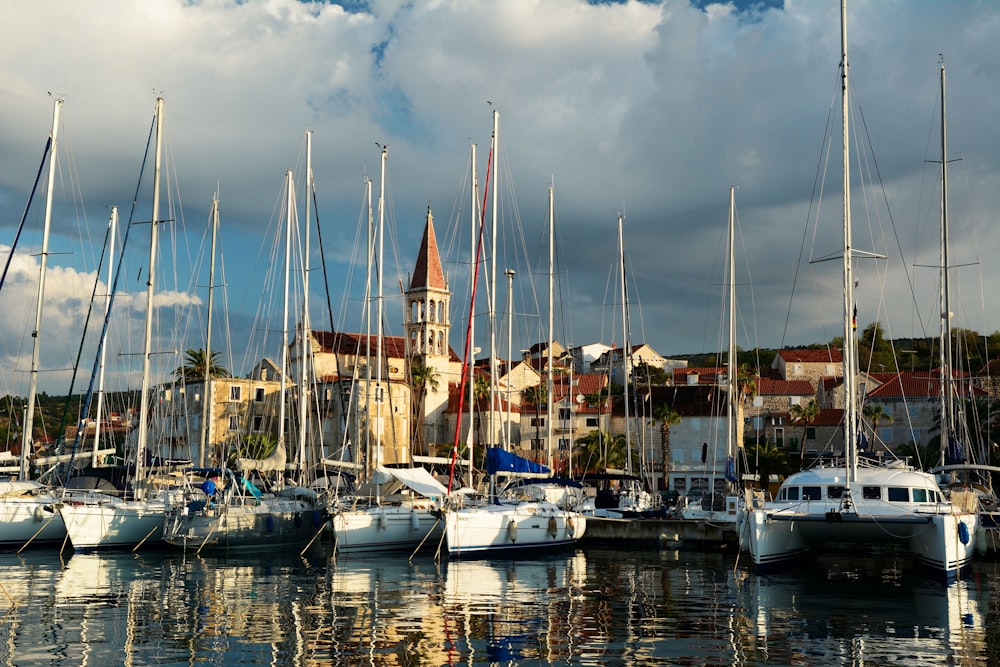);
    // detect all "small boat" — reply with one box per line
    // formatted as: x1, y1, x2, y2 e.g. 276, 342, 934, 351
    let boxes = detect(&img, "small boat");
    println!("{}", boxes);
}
742, 0, 978, 582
